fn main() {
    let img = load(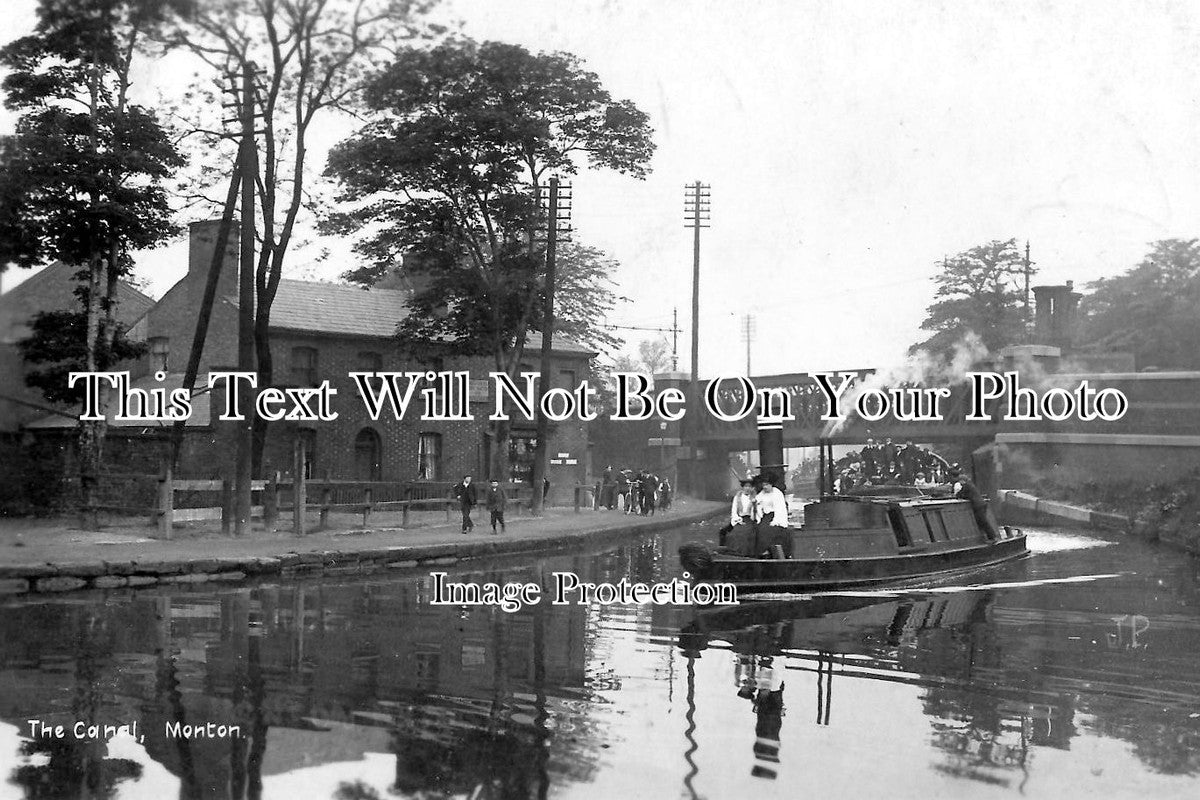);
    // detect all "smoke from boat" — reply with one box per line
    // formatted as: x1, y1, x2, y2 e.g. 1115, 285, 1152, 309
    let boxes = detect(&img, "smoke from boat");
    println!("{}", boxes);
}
821, 332, 990, 437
